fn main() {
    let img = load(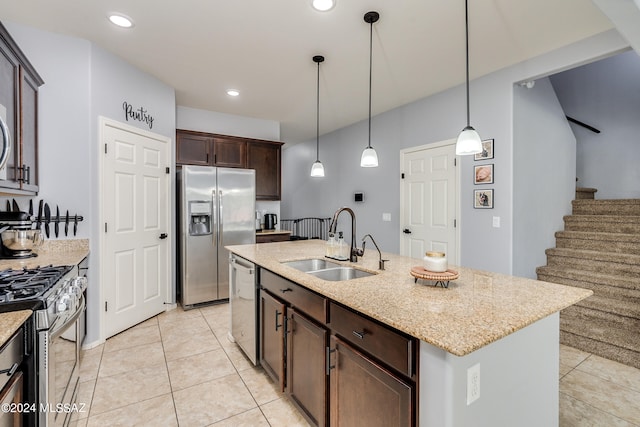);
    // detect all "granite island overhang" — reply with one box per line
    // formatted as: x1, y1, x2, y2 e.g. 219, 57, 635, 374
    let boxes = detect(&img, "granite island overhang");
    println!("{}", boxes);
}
226, 240, 592, 427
